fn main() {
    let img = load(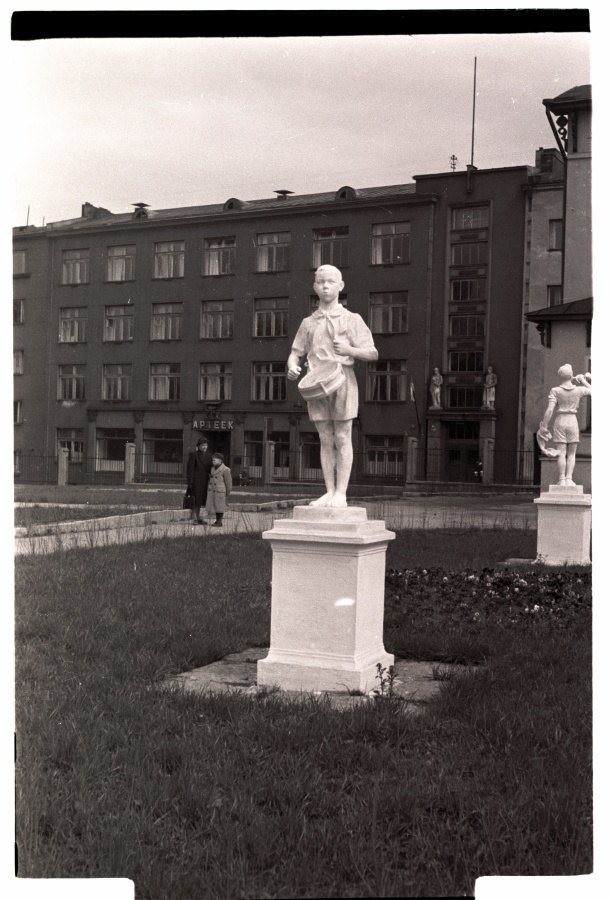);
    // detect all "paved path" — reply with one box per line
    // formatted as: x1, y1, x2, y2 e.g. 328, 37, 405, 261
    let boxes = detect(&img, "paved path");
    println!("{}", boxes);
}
14, 495, 536, 556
